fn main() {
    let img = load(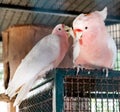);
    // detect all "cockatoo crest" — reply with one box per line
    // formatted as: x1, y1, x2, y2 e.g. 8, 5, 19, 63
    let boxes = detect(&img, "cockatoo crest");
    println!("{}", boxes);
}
96, 7, 107, 21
